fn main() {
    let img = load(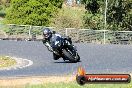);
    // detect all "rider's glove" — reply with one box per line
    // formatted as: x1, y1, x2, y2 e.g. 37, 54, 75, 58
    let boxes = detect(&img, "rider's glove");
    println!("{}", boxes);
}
47, 46, 53, 52
45, 42, 53, 52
